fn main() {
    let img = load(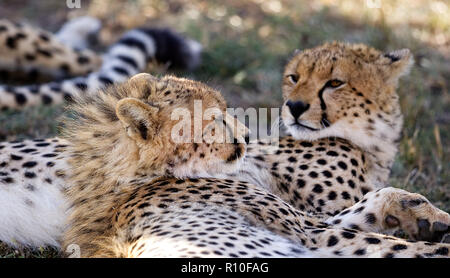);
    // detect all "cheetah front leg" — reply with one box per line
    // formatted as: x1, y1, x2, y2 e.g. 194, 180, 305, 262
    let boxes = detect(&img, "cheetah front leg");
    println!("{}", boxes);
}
325, 187, 450, 243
